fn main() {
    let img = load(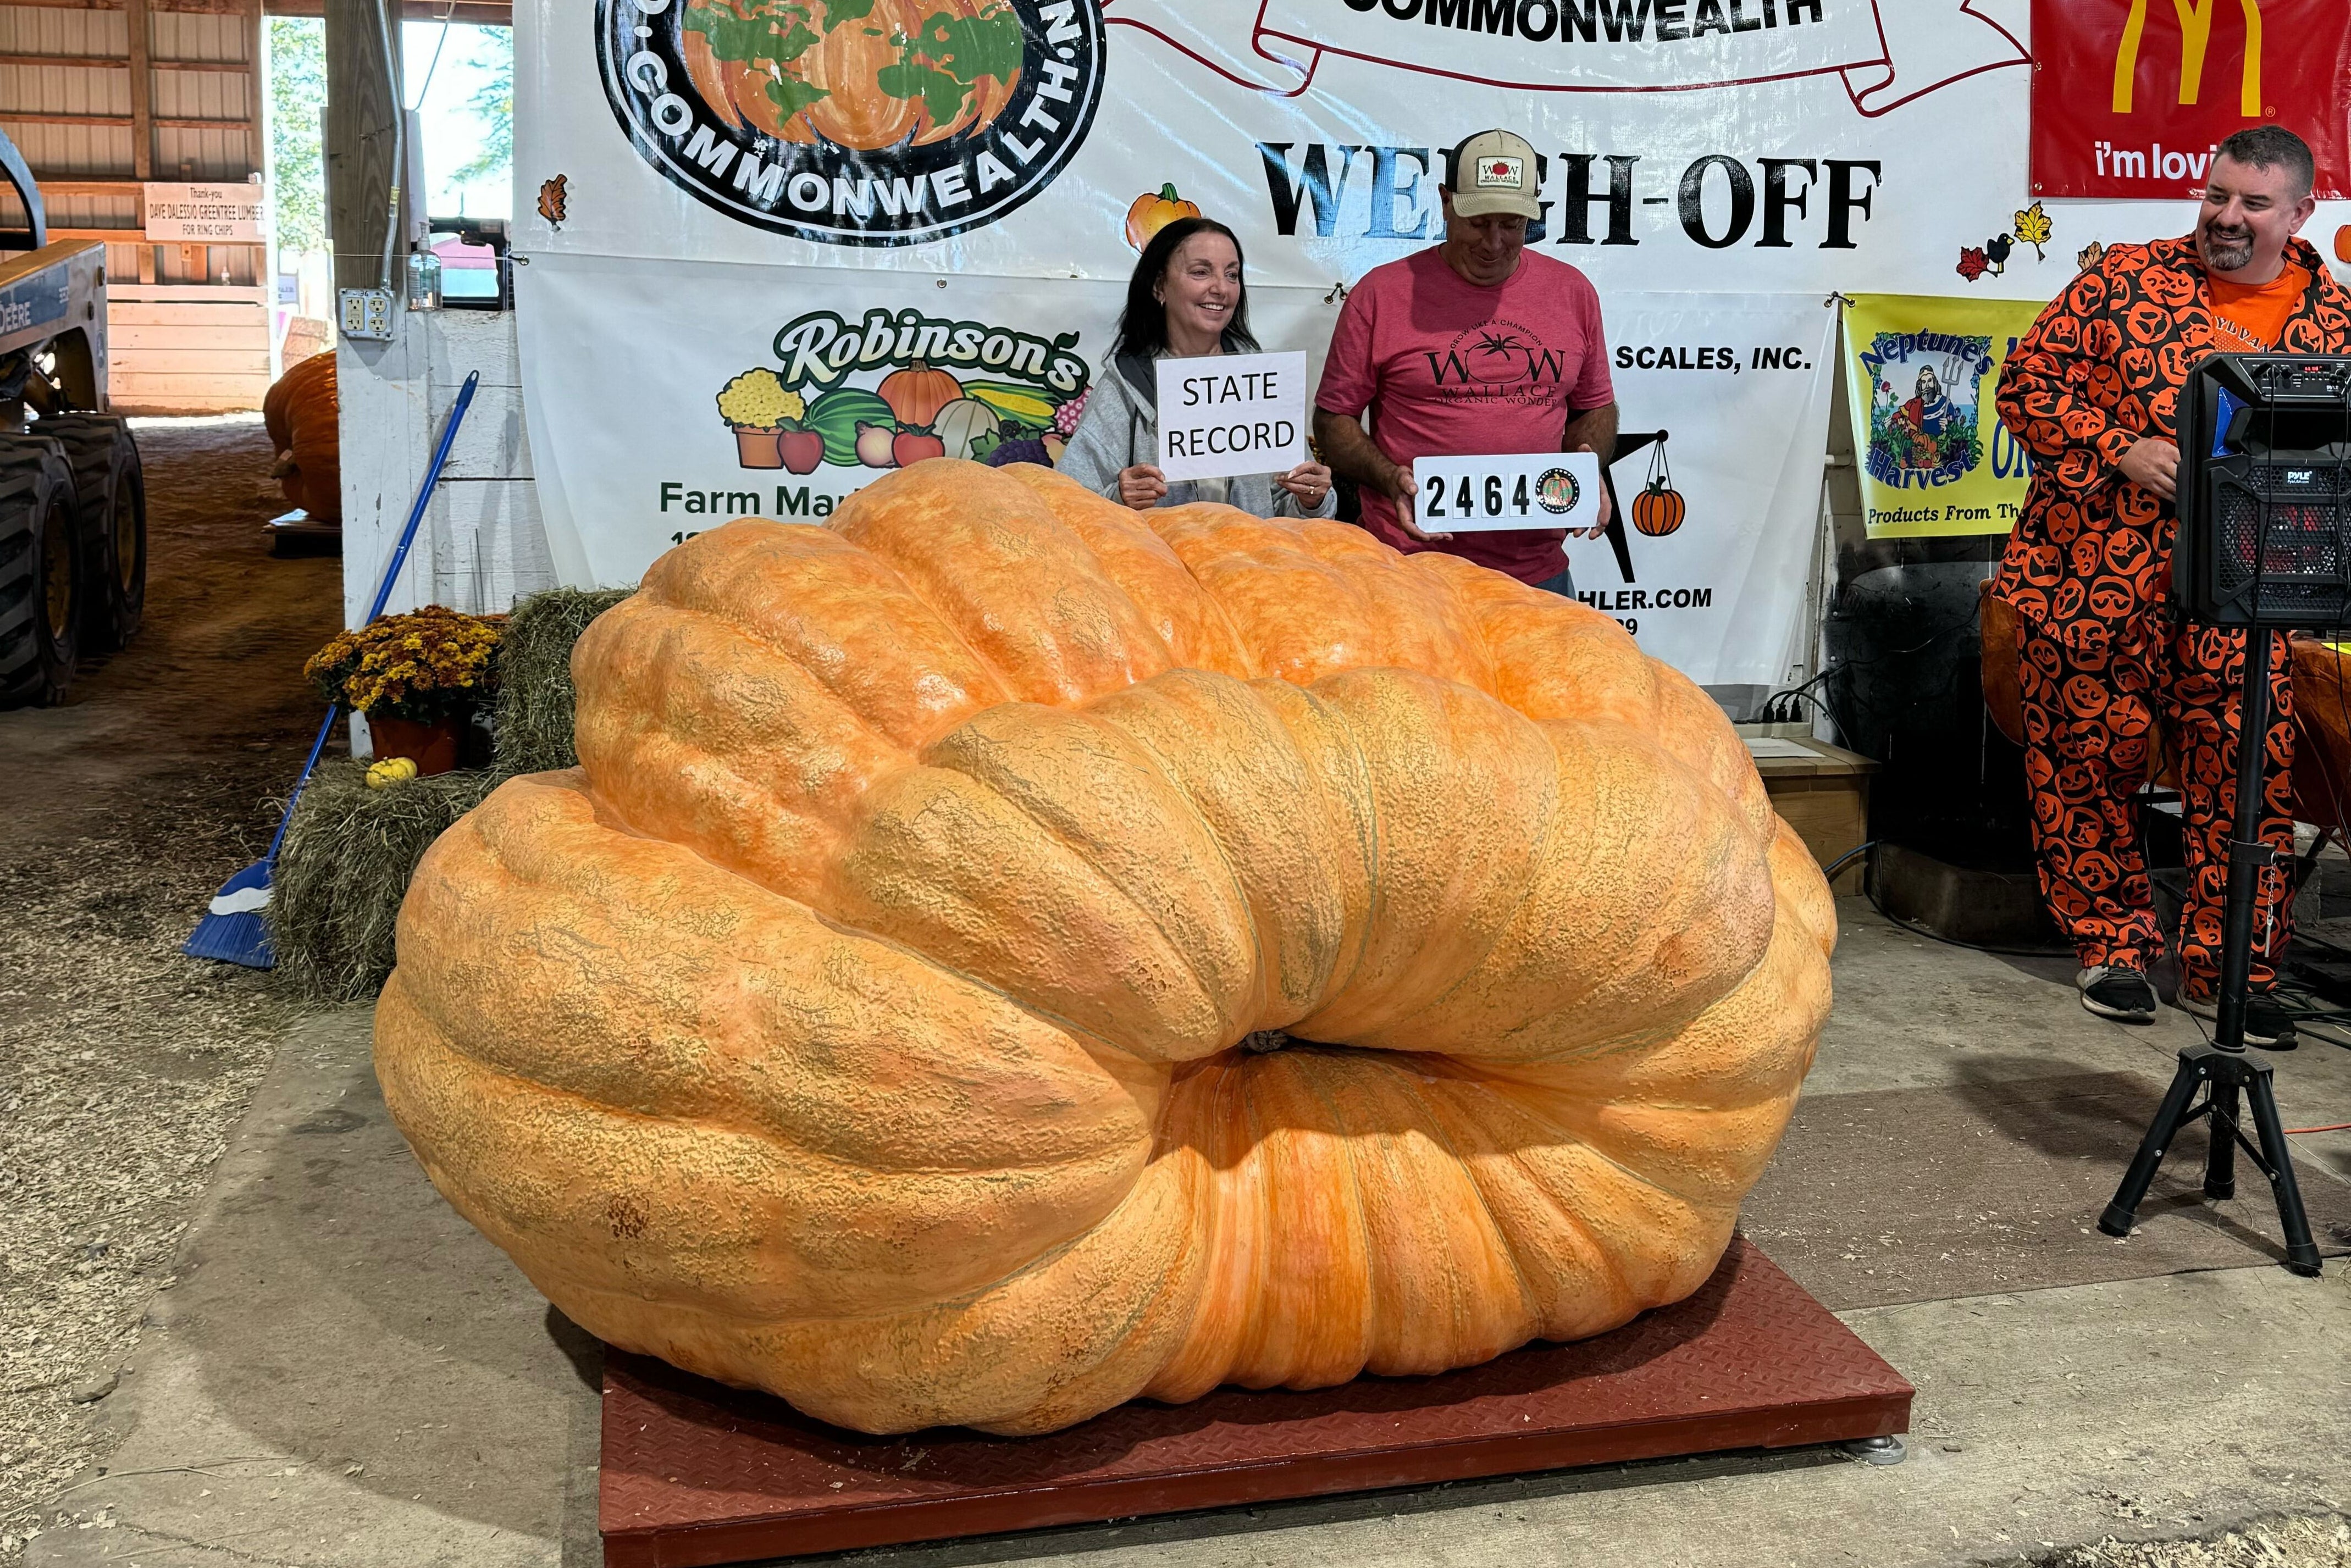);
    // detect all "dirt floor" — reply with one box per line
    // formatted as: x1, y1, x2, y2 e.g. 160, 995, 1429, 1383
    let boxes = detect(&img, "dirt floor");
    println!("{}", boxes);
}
0, 415, 341, 1562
